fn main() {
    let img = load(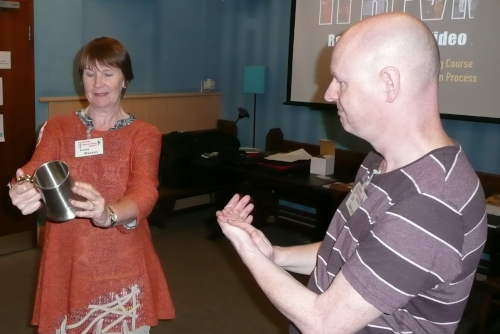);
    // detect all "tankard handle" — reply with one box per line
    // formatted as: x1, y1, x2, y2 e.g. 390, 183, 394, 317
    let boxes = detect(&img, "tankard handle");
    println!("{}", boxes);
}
16, 174, 34, 183
7, 174, 33, 189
